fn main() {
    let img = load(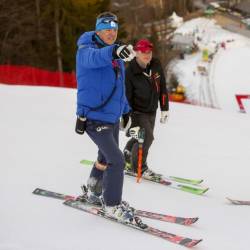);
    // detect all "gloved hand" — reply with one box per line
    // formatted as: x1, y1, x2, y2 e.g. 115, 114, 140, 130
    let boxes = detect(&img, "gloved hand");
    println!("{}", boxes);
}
160, 111, 169, 124
114, 44, 136, 62
120, 112, 132, 132
128, 126, 141, 140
